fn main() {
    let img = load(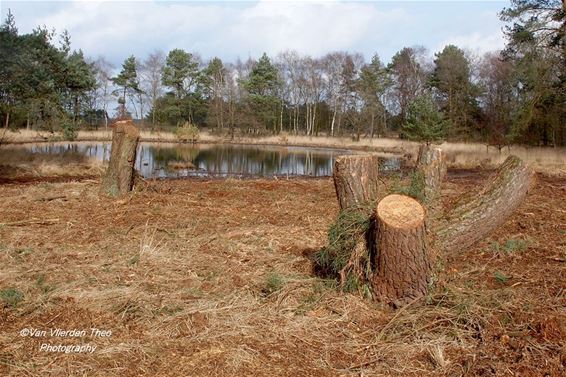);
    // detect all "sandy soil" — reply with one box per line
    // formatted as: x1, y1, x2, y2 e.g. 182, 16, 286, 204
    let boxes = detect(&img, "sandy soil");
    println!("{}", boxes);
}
0, 171, 564, 376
